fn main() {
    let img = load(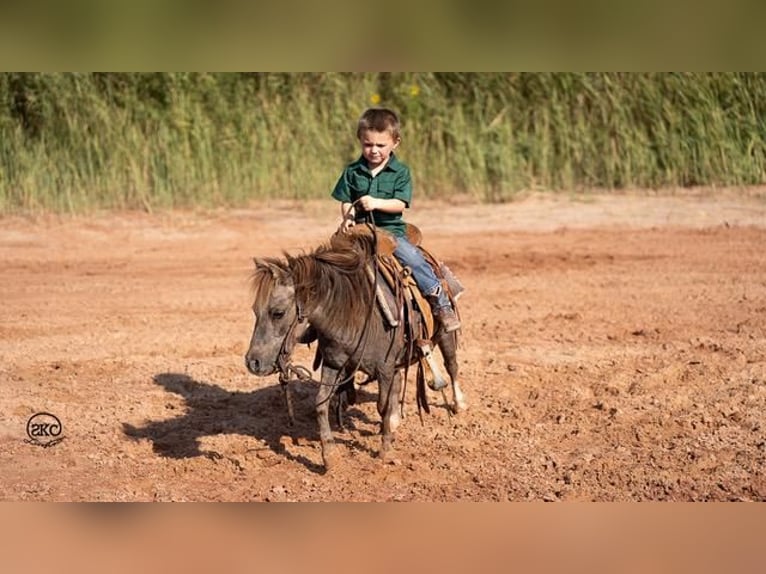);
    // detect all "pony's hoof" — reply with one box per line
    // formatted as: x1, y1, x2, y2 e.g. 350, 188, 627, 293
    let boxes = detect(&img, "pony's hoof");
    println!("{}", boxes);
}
378, 437, 393, 461
322, 446, 340, 471
452, 399, 468, 414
